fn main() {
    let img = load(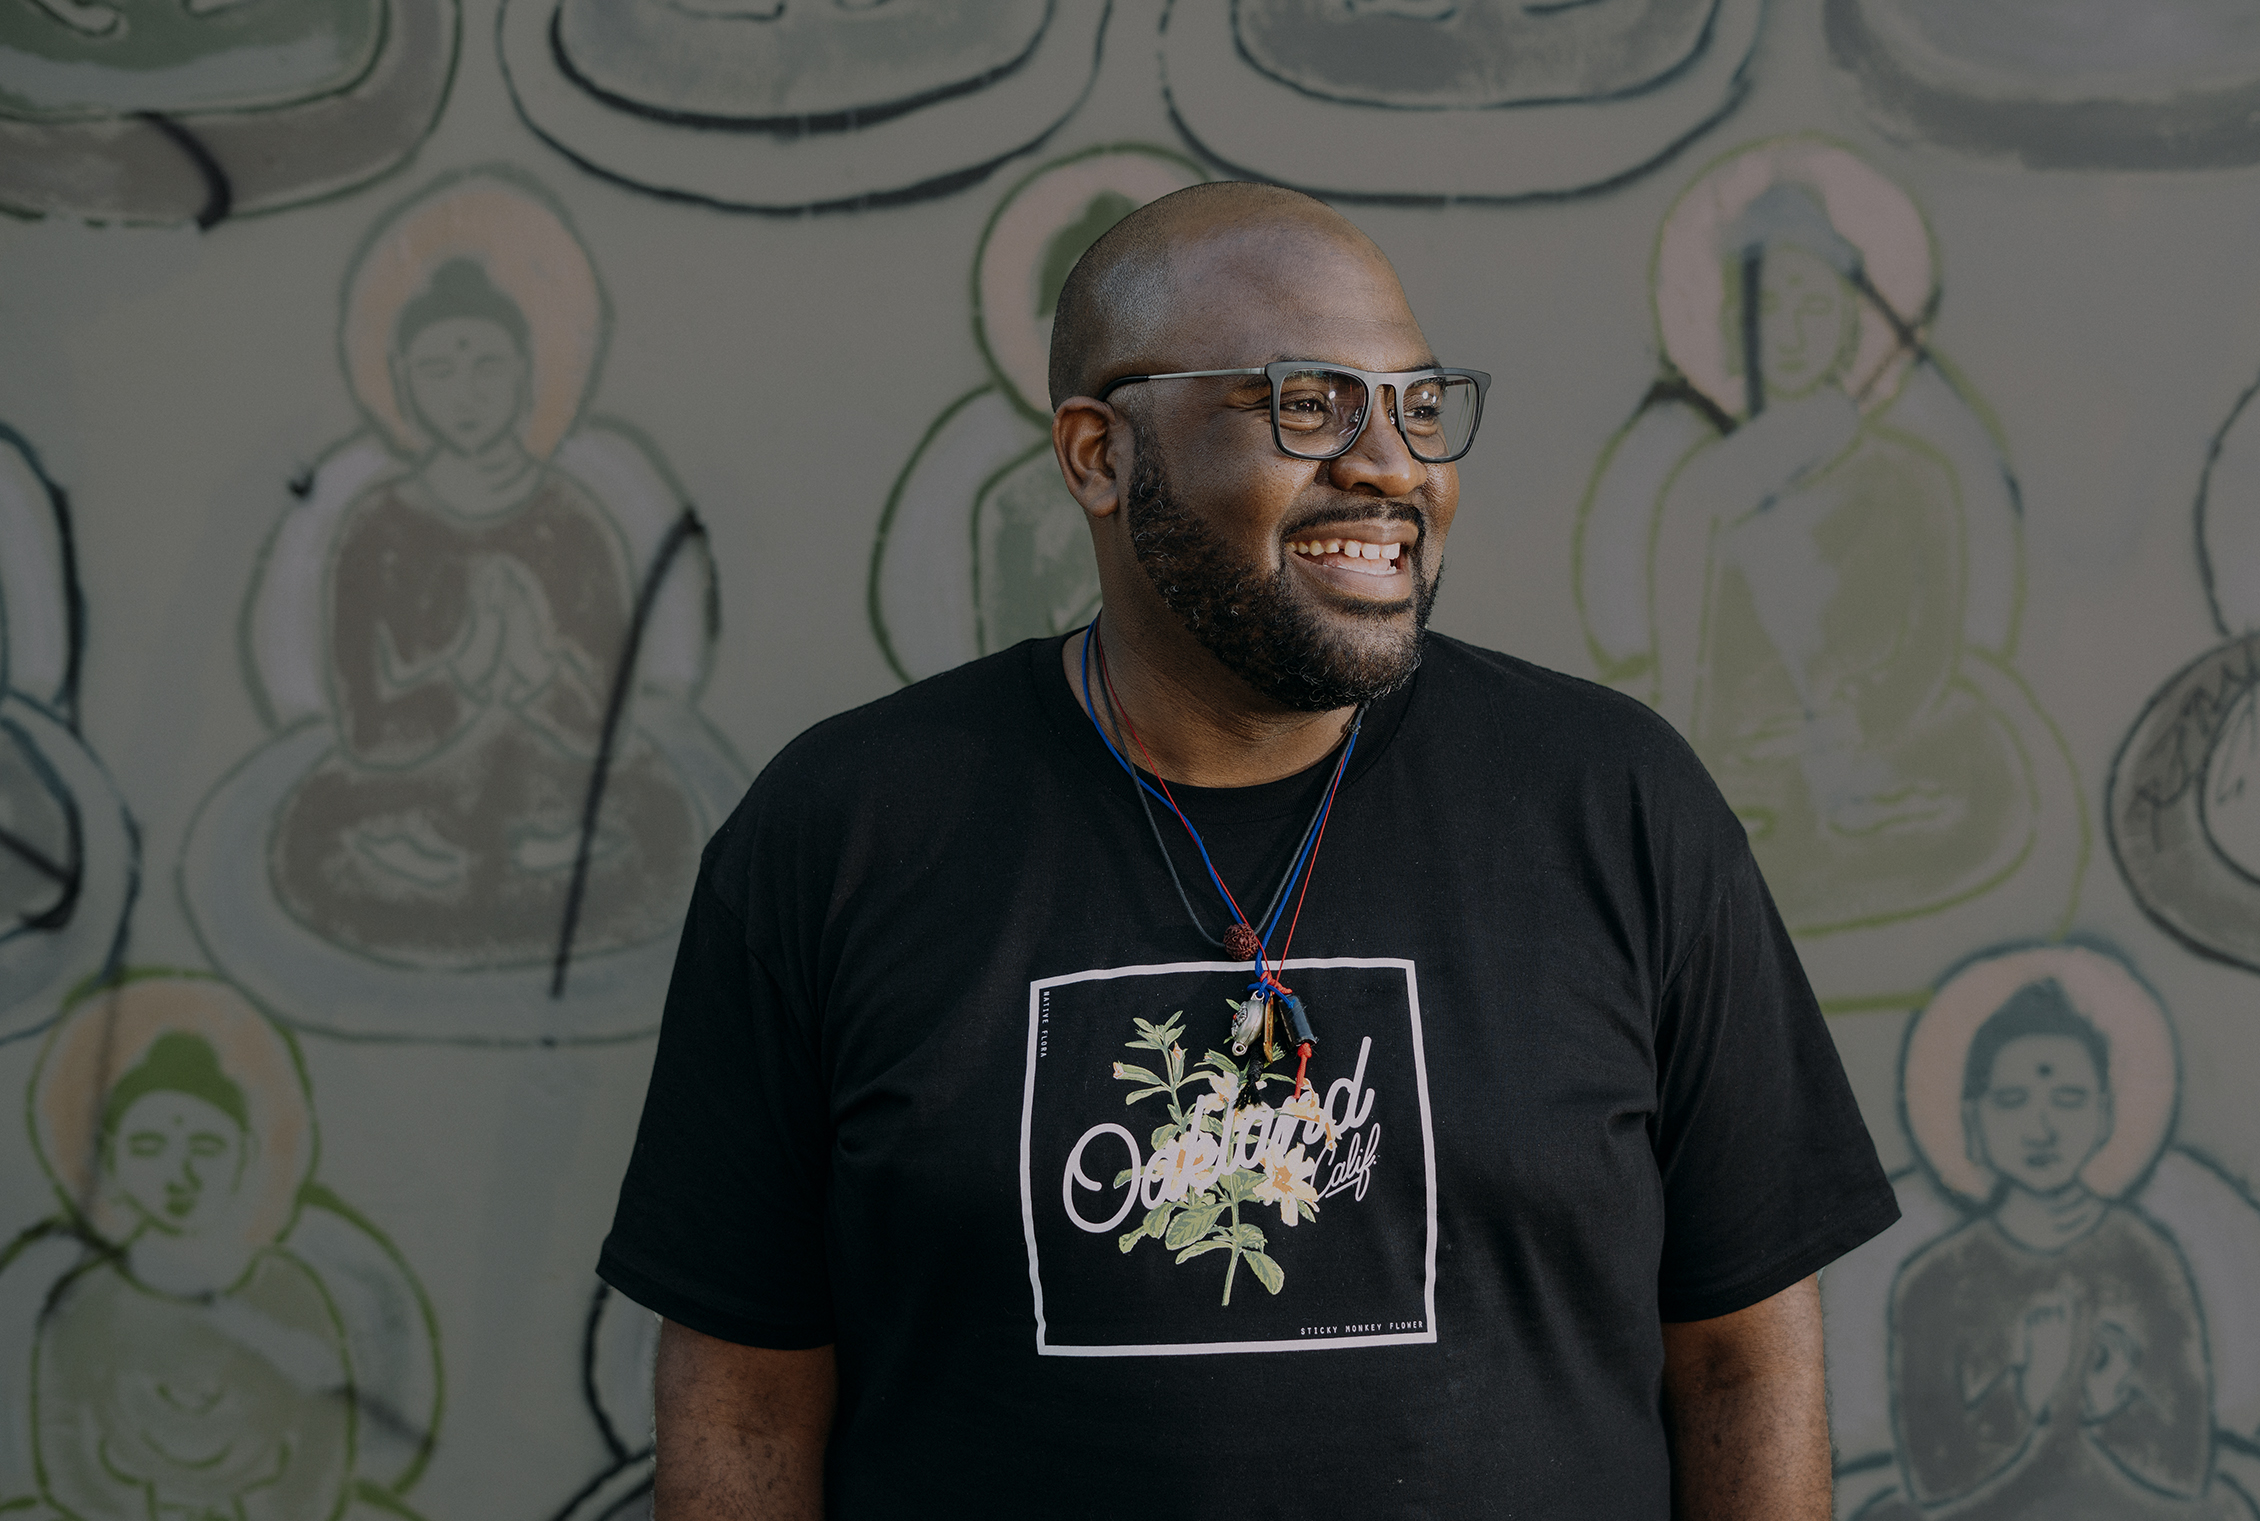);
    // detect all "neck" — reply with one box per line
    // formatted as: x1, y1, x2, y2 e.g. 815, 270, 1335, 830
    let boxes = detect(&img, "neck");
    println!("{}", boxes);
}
125, 1225, 255, 1298
420, 435, 540, 518
1065, 620, 1359, 788
1993, 1181, 2108, 1252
